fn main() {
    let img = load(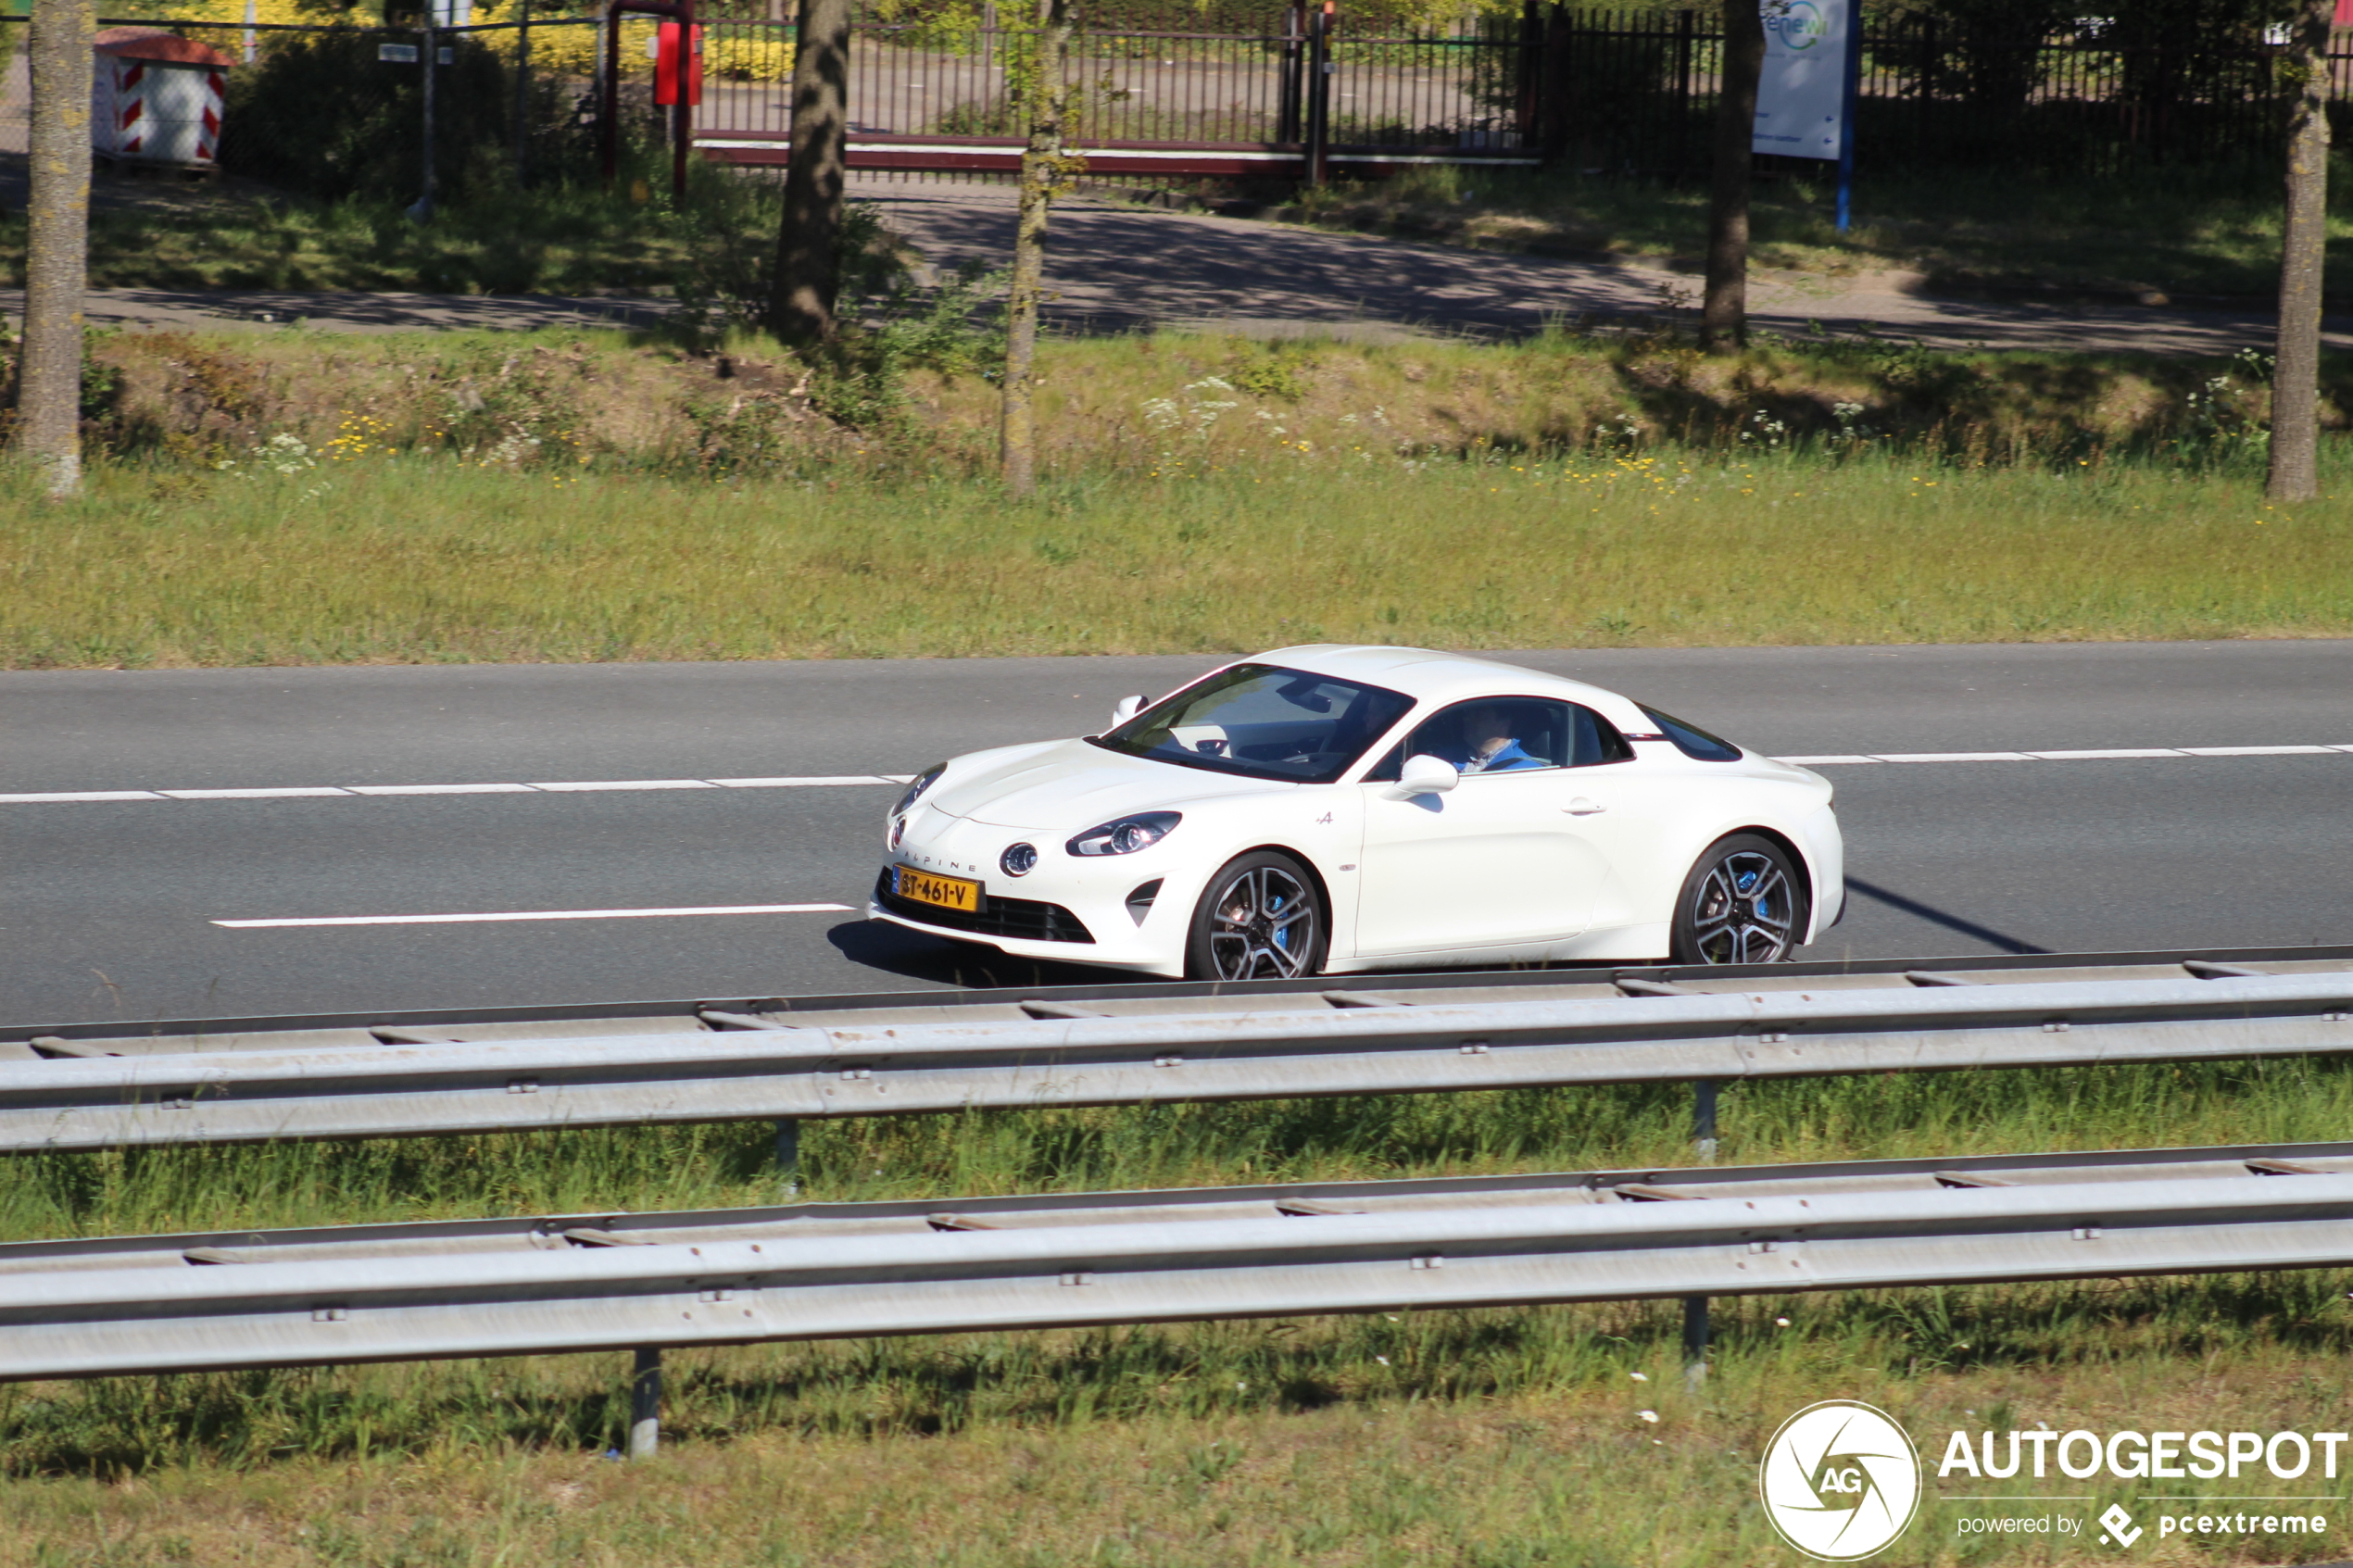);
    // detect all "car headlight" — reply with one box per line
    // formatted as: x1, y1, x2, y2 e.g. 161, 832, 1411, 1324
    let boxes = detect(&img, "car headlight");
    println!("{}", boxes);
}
1066, 811, 1181, 857
892, 764, 946, 820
